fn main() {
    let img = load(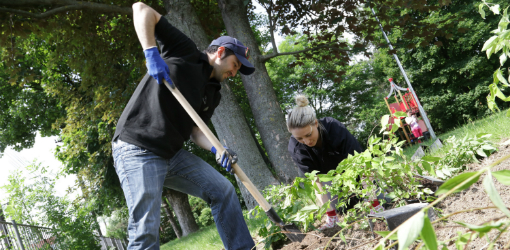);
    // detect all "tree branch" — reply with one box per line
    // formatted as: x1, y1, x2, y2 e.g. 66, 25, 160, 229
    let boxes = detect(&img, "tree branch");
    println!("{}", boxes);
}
264, 1, 278, 54
0, 1, 132, 18
258, 44, 351, 62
